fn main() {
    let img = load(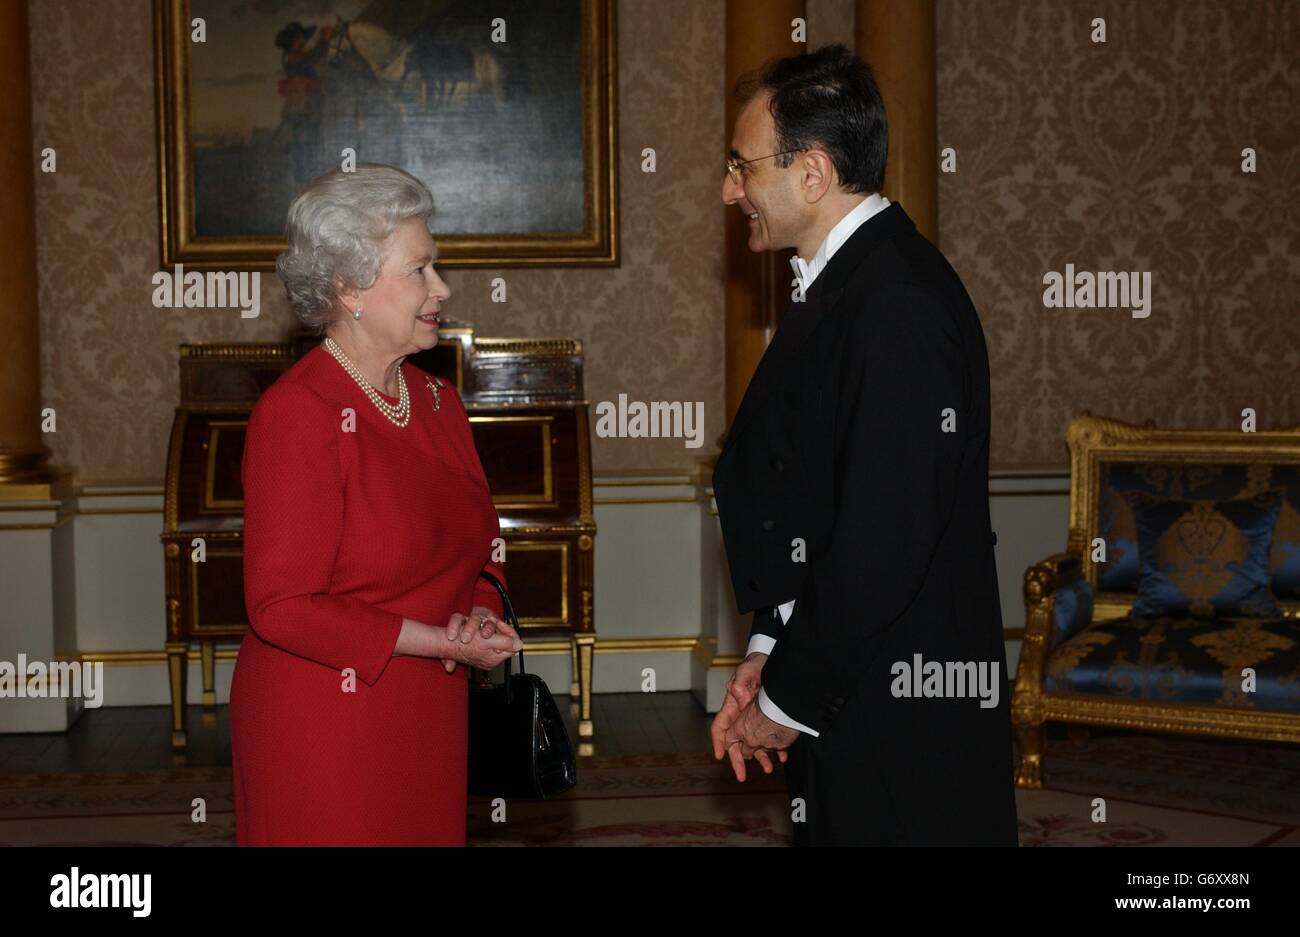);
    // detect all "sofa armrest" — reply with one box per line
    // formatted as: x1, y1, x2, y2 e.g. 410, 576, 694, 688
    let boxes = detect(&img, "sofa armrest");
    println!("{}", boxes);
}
1015, 552, 1091, 704
1047, 571, 1094, 653
1023, 552, 1092, 644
